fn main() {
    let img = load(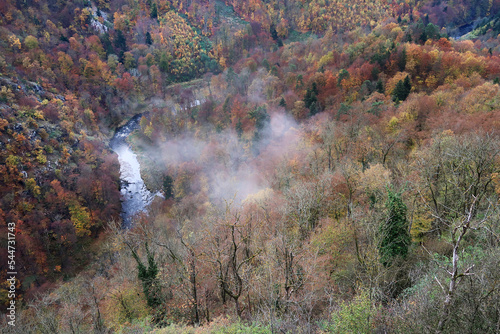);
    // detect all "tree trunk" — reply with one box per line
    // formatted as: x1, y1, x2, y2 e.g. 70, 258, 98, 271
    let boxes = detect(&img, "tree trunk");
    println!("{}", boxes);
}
190, 258, 200, 325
